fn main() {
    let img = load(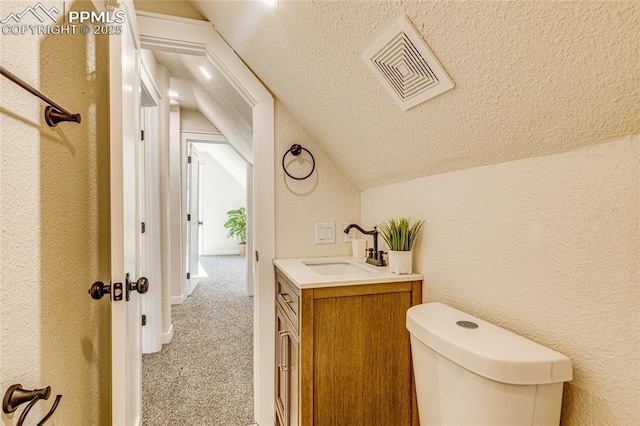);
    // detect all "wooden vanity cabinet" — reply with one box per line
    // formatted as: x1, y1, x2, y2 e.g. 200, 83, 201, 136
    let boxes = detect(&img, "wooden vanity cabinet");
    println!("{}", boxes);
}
276, 306, 299, 426
275, 269, 422, 426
